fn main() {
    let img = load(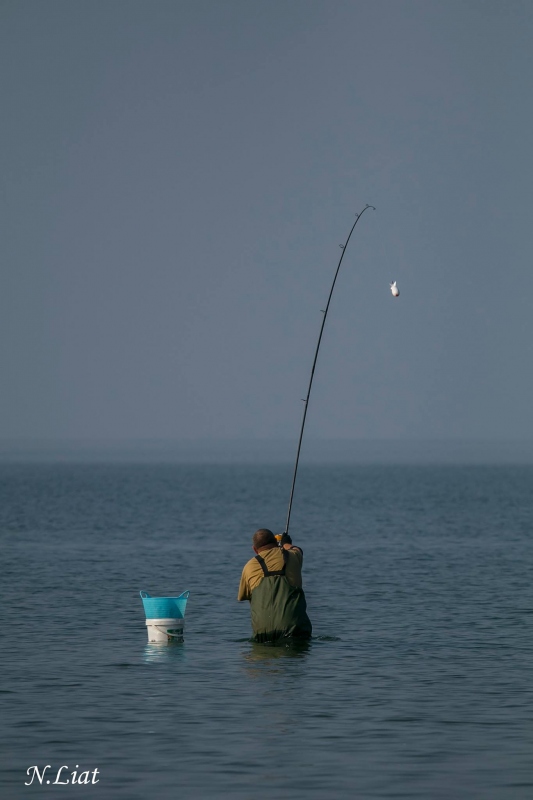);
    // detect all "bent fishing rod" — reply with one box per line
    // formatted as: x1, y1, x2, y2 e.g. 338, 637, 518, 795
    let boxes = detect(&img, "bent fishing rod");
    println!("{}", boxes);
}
283, 204, 376, 539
